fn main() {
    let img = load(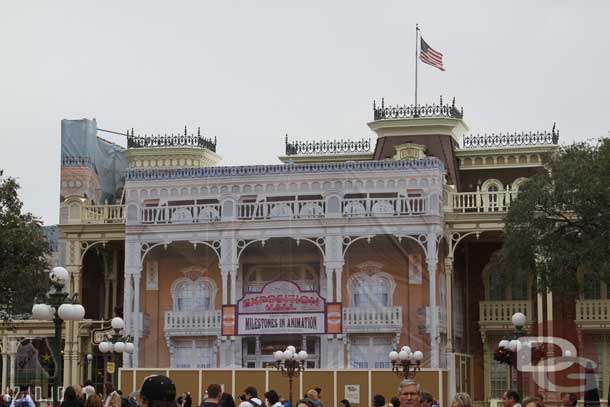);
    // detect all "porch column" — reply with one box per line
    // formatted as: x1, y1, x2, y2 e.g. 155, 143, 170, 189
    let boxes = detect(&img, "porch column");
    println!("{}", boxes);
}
426, 232, 440, 368
220, 238, 238, 304
132, 273, 142, 367
221, 271, 228, 304
1, 351, 7, 393
65, 239, 82, 385
8, 339, 17, 389
445, 256, 456, 400
123, 237, 141, 368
